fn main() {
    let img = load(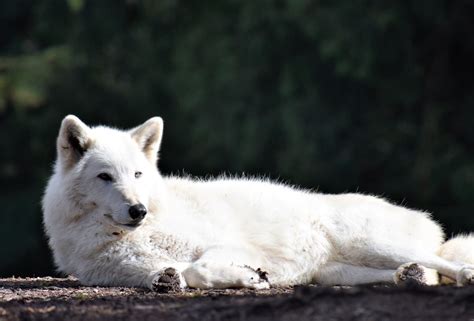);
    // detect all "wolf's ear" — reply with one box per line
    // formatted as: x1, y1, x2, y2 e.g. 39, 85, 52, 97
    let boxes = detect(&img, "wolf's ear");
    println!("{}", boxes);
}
57, 115, 92, 170
130, 117, 164, 164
